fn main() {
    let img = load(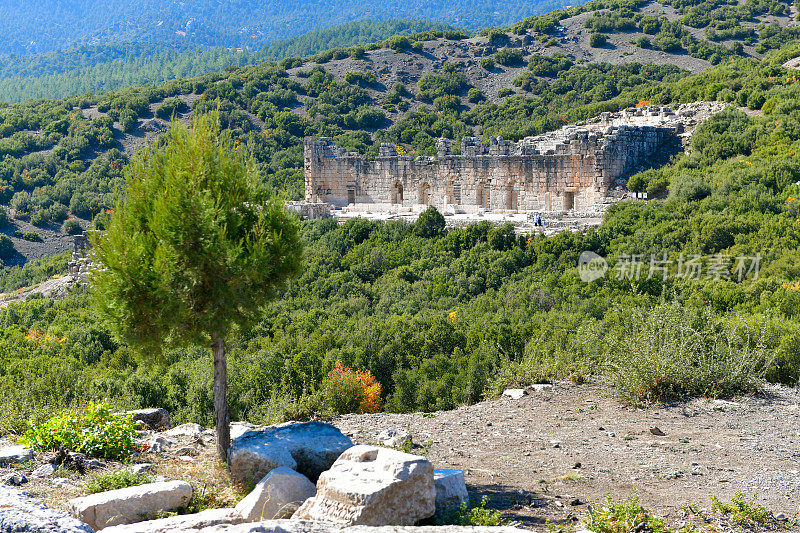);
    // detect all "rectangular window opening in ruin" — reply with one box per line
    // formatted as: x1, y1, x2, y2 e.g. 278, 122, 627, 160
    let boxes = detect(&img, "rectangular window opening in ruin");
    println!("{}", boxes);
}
484, 184, 491, 209
563, 191, 575, 211
347, 188, 356, 205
